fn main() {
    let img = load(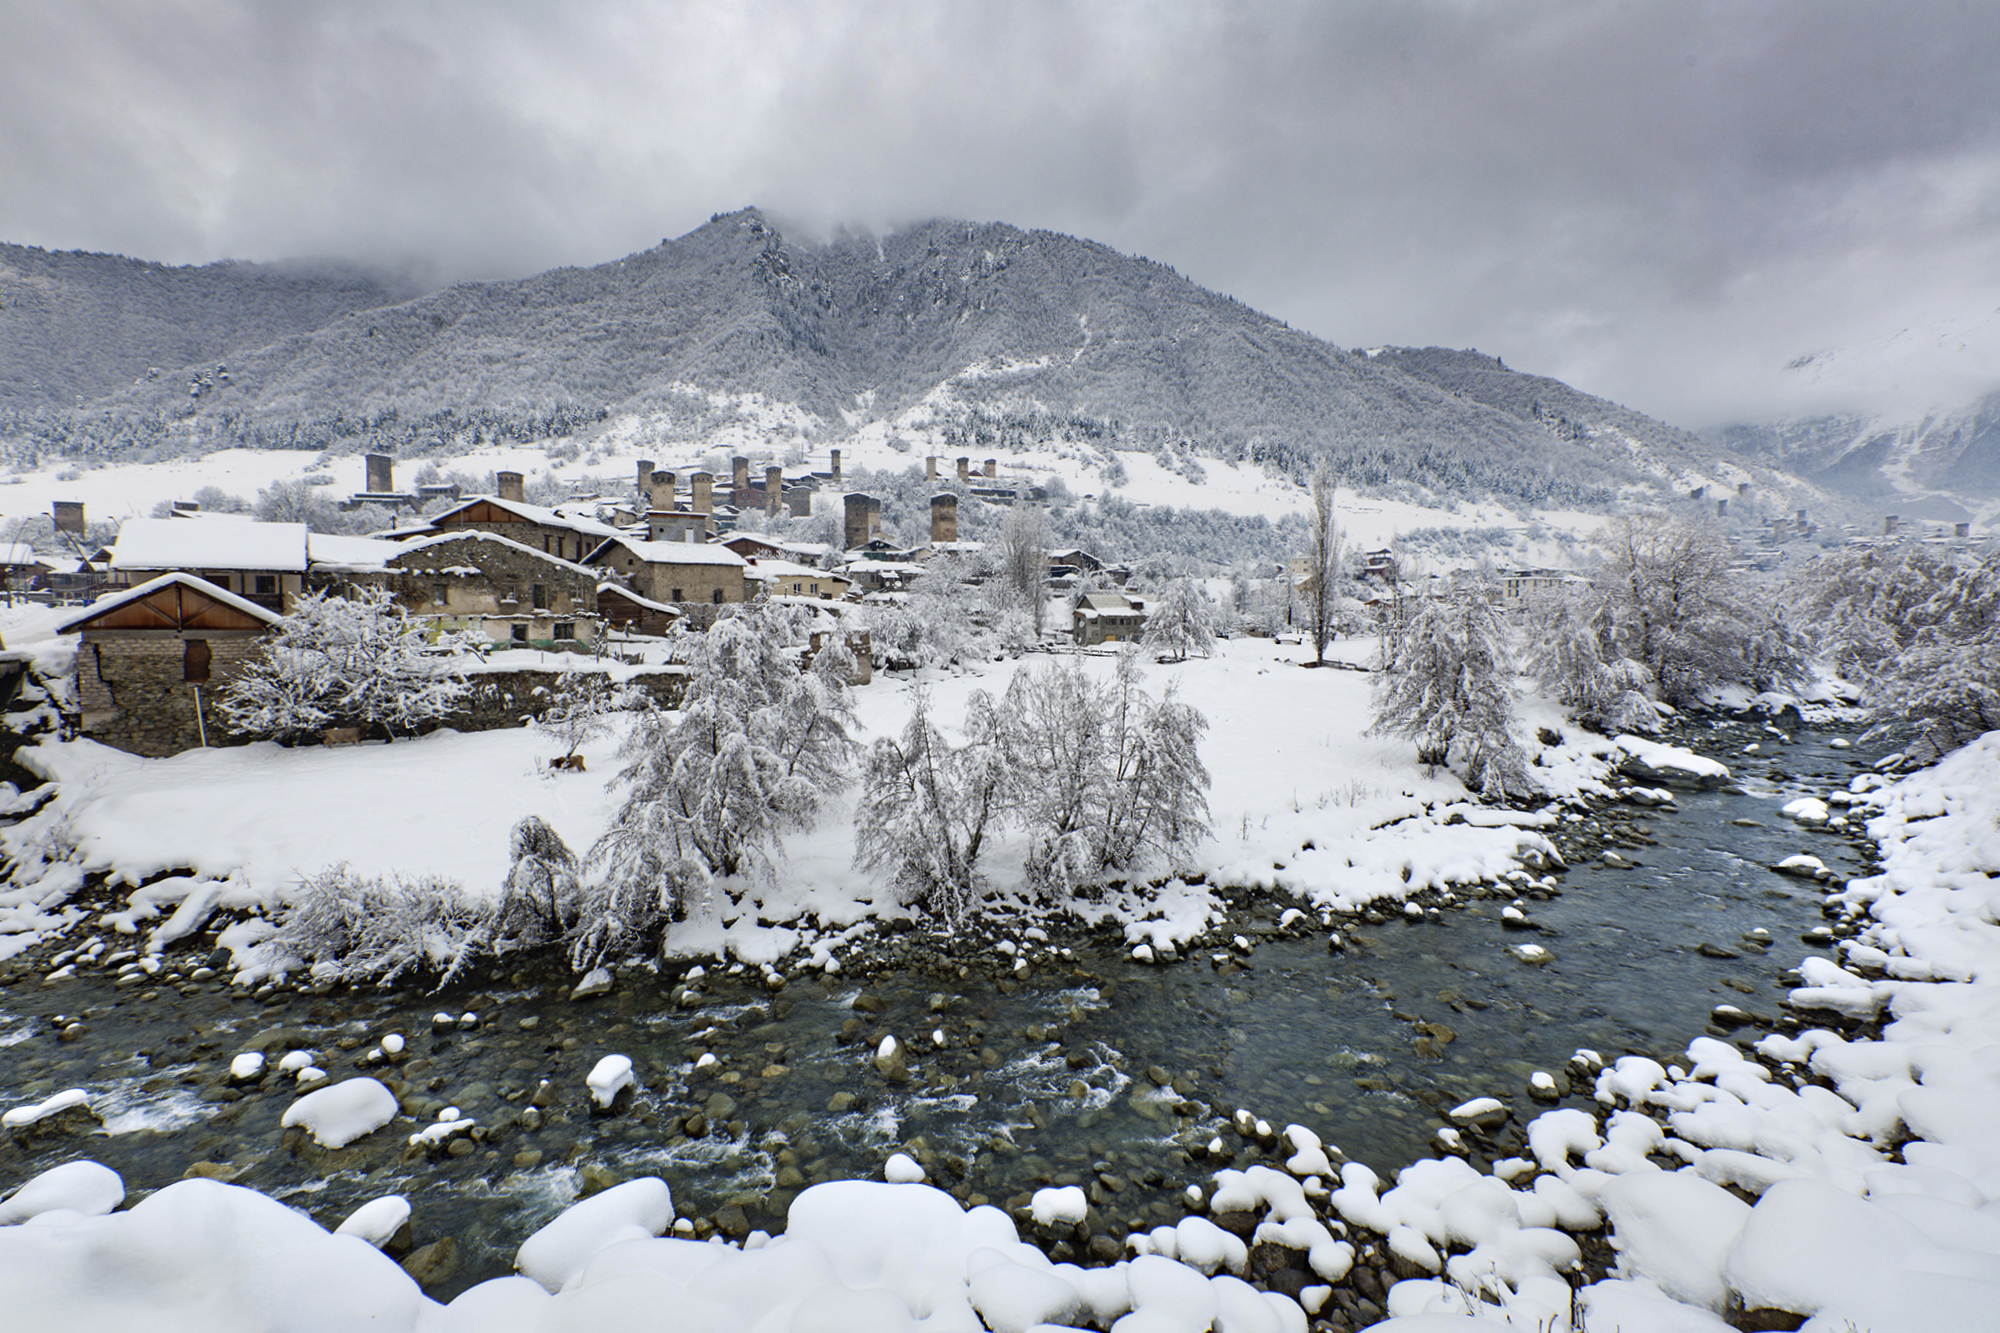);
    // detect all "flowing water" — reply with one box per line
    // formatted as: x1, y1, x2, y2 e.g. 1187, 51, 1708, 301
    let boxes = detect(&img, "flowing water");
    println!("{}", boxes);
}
0, 719, 1877, 1295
